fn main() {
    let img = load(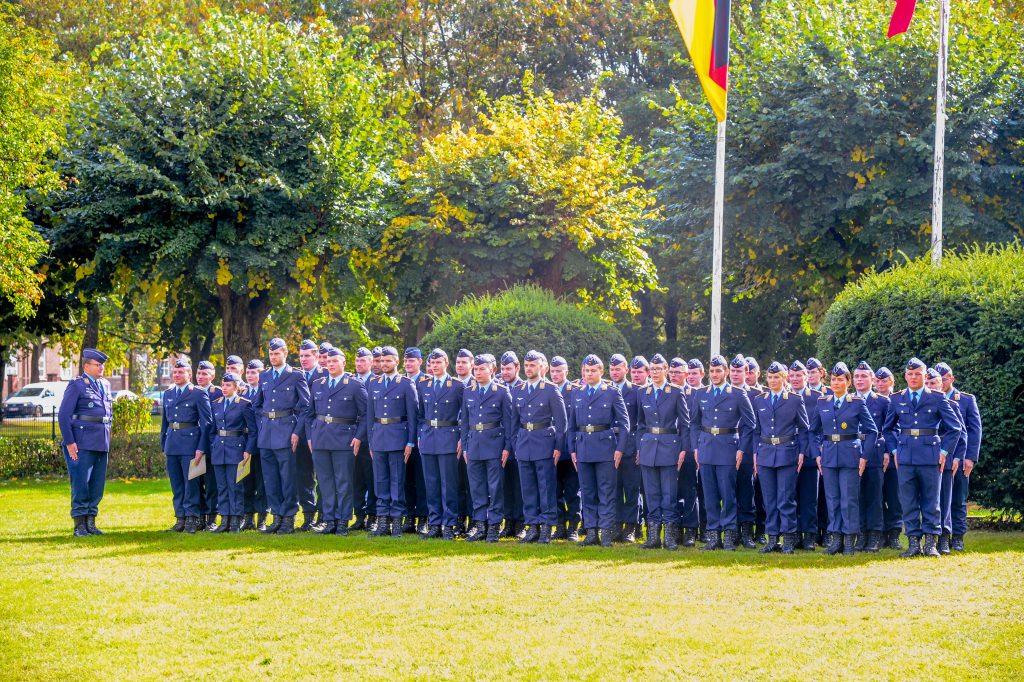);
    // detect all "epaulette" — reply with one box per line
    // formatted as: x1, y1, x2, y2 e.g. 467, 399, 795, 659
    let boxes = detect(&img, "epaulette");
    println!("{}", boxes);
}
684, 386, 692, 395
850, 395, 864, 401
491, 383, 499, 392
900, 388, 908, 395
819, 394, 831, 400
726, 386, 733, 394
238, 396, 251, 403
343, 377, 350, 385
374, 376, 384, 383
959, 392, 973, 399
419, 375, 429, 382
214, 397, 223, 403
317, 377, 327, 385
668, 382, 683, 390
538, 380, 547, 390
